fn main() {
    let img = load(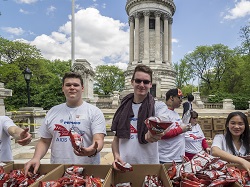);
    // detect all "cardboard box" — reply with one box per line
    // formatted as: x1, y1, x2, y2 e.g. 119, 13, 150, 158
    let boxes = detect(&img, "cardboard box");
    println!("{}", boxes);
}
198, 117, 213, 130
203, 130, 212, 139
105, 164, 173, 187
1, 161, 14, 168
212, 130, 224, 139
213, 117, 226, 130
3, 163, 61, 187
38, 164, 112, 187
